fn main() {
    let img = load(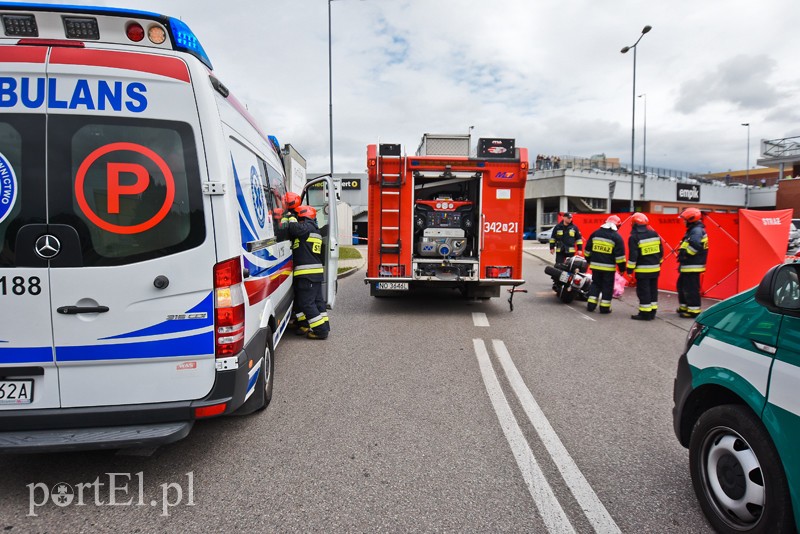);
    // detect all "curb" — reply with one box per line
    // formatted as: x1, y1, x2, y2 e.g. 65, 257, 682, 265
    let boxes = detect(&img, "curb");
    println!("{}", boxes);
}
337, 260, 365, 279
